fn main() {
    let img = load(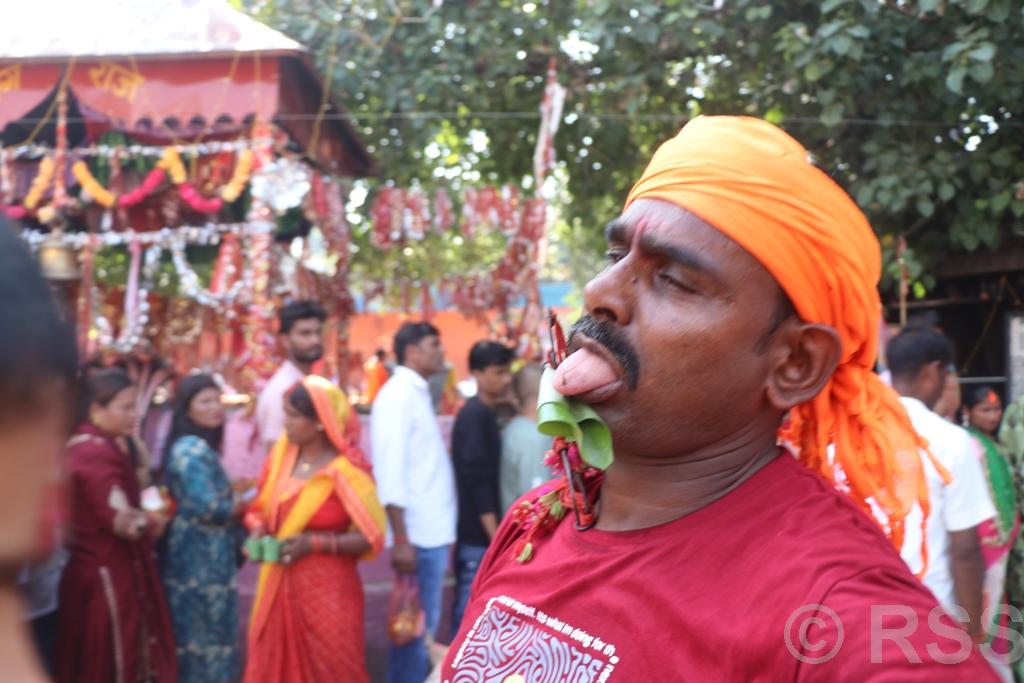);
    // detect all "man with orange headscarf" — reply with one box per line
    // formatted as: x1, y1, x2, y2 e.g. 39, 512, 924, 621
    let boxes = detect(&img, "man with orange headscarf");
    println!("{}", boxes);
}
440, 117, 999, 680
